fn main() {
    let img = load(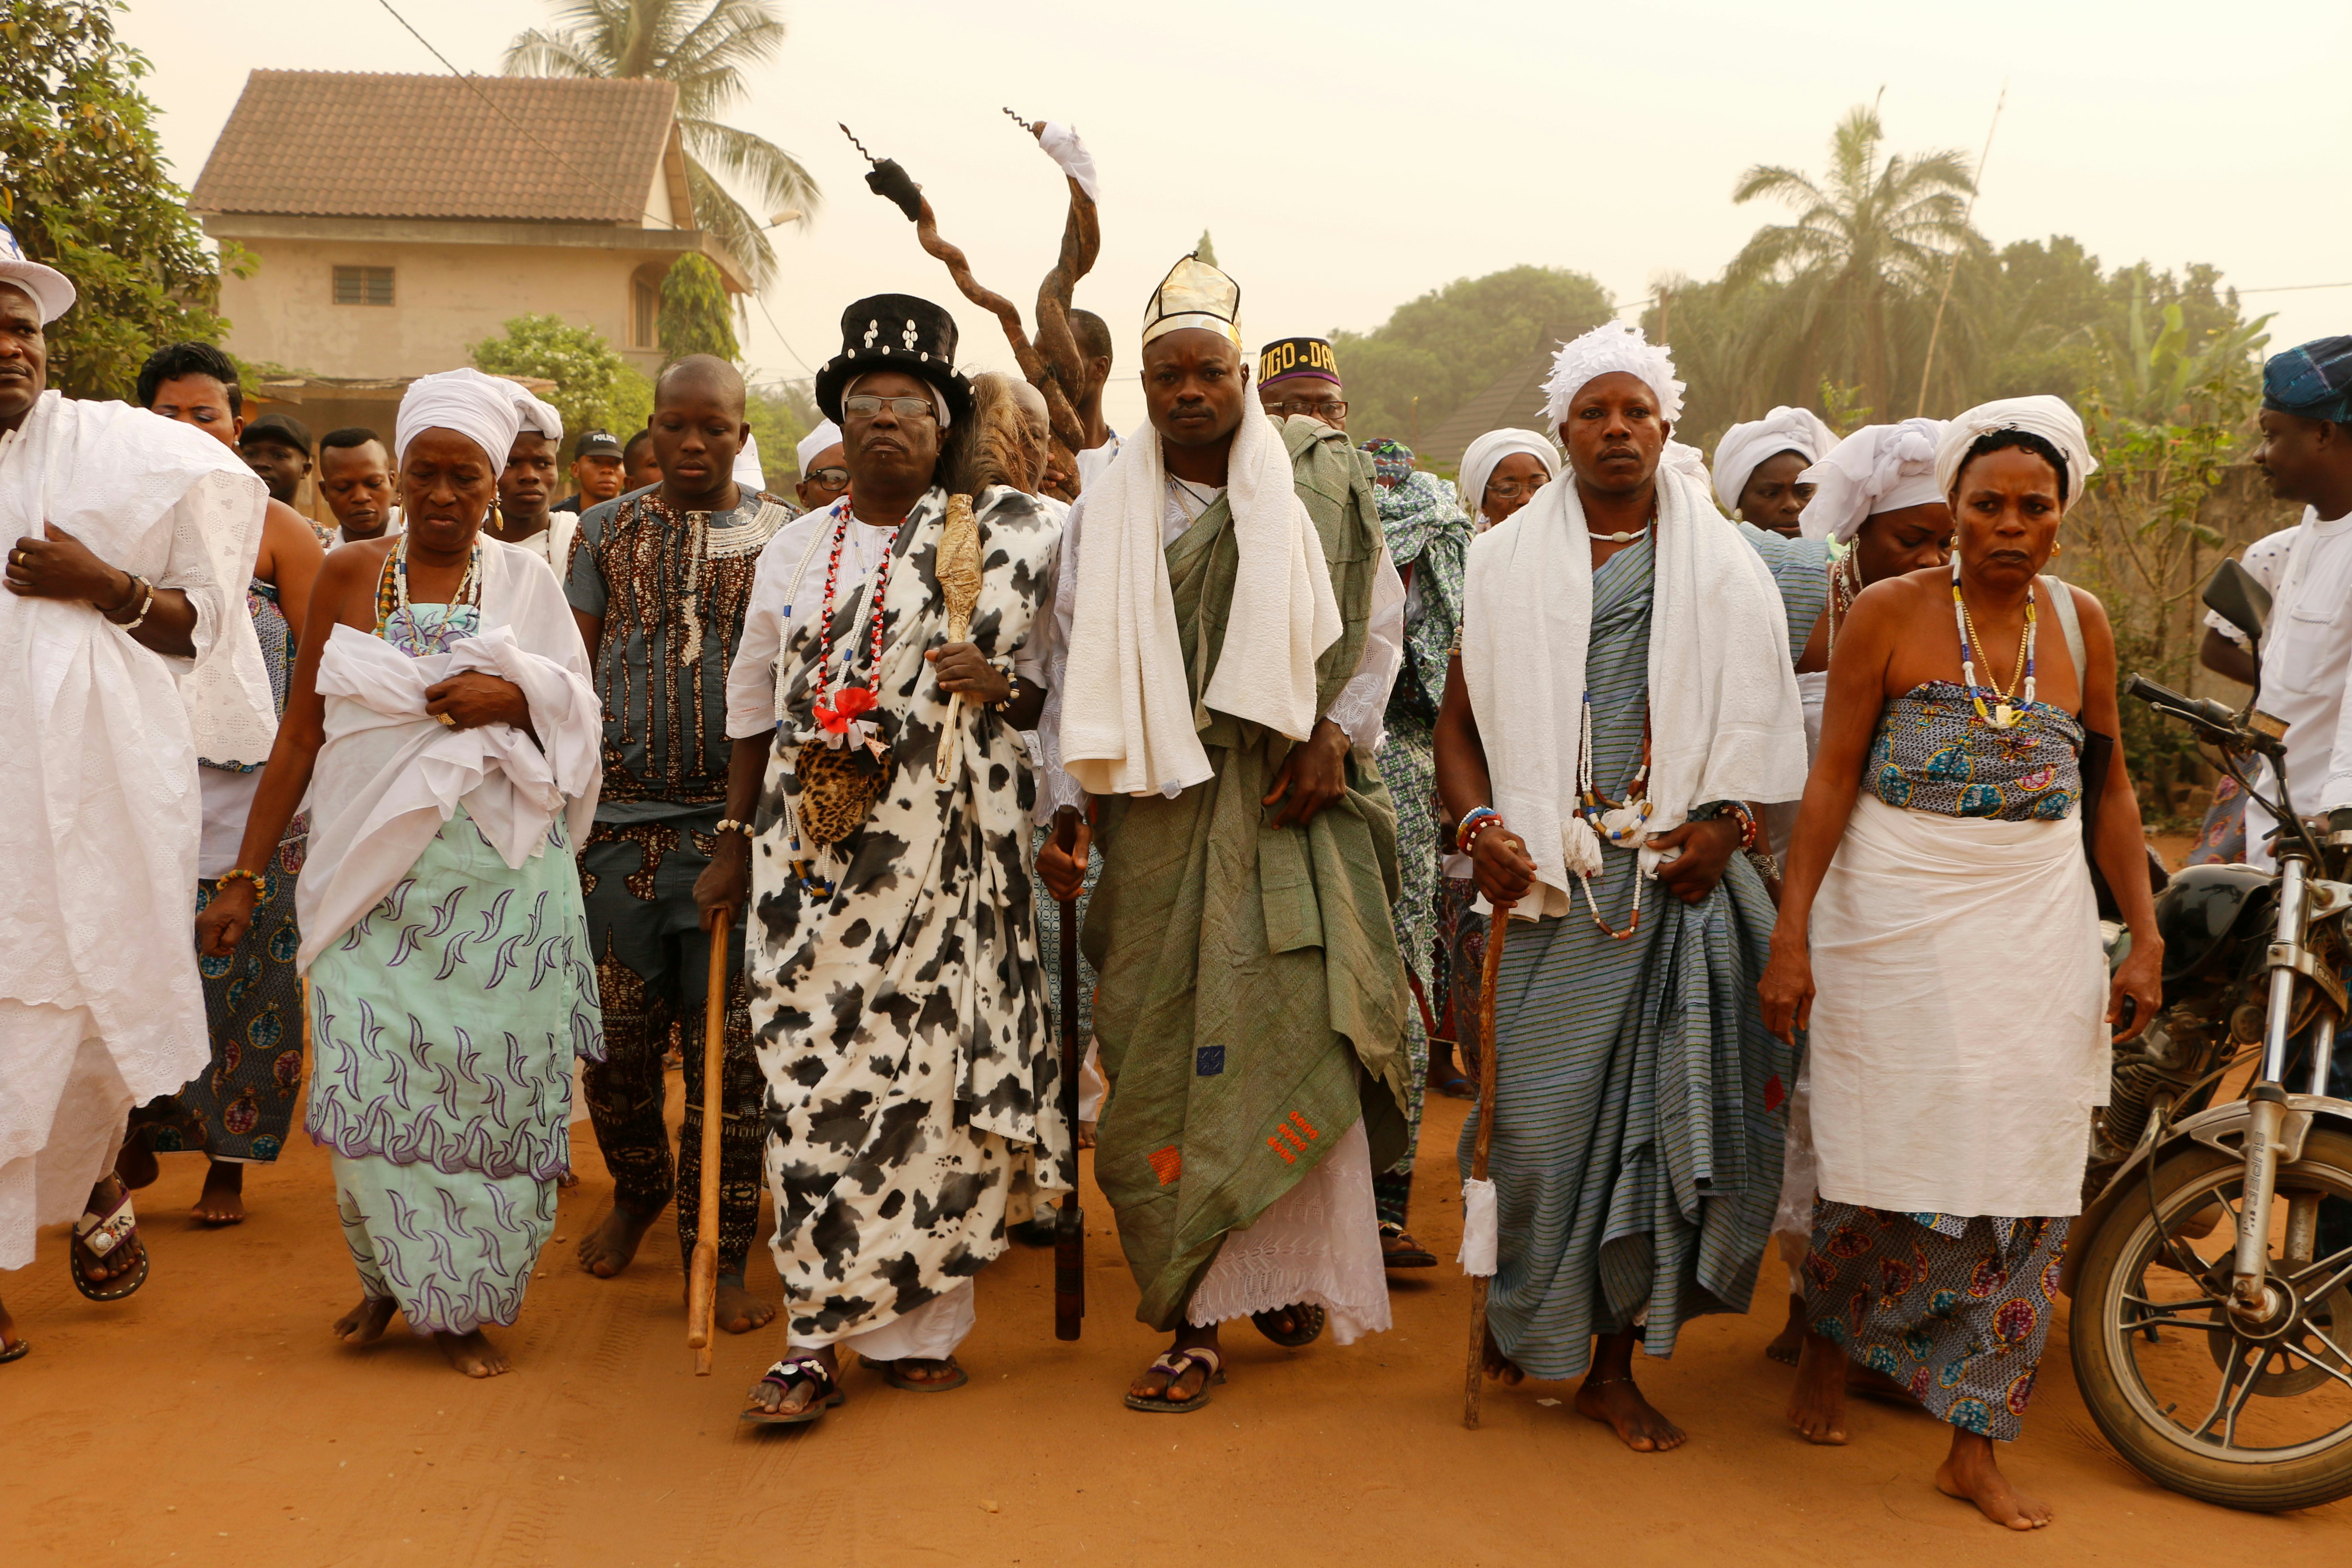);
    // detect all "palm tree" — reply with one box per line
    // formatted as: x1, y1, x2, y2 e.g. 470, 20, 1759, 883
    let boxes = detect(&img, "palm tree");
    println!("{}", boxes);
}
1724, 103, 1981, 417
504, 0, 818, 291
